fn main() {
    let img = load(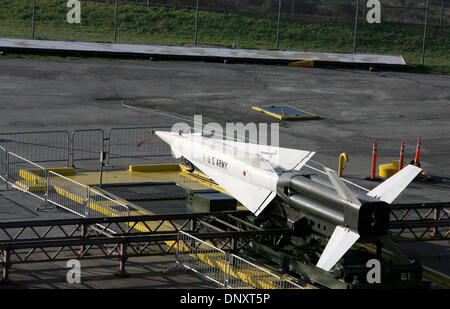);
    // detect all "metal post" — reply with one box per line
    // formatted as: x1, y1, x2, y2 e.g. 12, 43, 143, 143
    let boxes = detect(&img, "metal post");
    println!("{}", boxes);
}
99, 151, 106, 189
4, 151, 8, 191
191, 218, 197, 233
43, 173, 49, 208
224, 253, 230, 287
31, 0, 36, 39
422, 0, 430, 65
99, 163, 103, 188
70, 132, 74, 168
231, 237, 237, 253
85, 187, 90, 218
440, 0, 445, 28
2, 250, 10, 282
67, 131, 71, 168
276, 0, 282, 49
116, 243, 129, 277
353, 0, 360, 53
194, 0, 199, 46
114, 0, 119, 43
431, 208, 440, 236
78, 224, 87, 255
